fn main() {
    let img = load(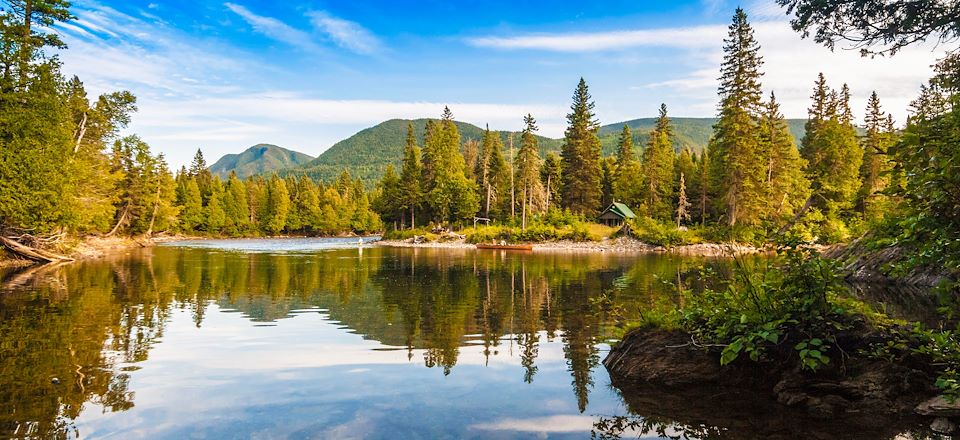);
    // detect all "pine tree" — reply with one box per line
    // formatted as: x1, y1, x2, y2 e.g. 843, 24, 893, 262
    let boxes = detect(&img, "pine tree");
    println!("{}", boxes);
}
612, 125, 644, 209
476, 125, 509, 218
423, 107, 479, 223
800, 75, 864, 220
203, 177, 226, 233
540, 152, 563, 211
709, 8, 767, 226
263, 175, 290, 235
223, 172, 249, 235
858, 91, 895, 218
516, 114, 544, 230
642, 104, 676, 219
179, 177, 203, 232
560, 78, 603, 215
374, 164, 403, 228
399, 123, 423, 229
759, 92, 811, 223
